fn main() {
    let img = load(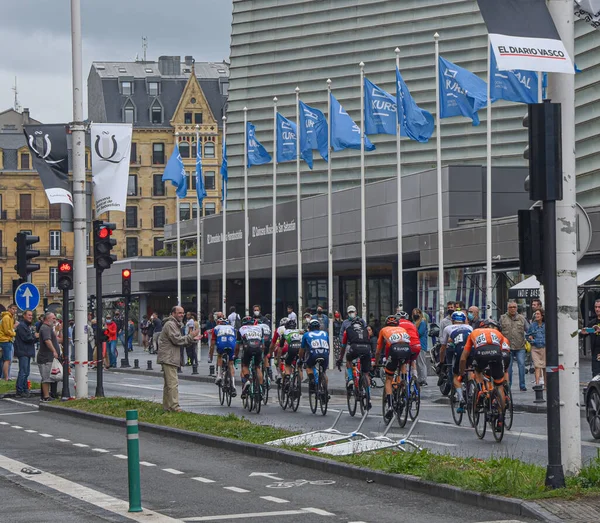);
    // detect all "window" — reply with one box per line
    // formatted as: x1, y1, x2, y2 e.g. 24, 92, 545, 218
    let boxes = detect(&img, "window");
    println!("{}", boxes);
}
190, 171, 196, 190
205, 170, 215, 190
184, 112, 192, 124
86, 233, 90, 256
130, 142, 137, 164
121, 81, 132, 95
204, 202, 216, 216
49, 204, 61, 220
179, 141, 190, 158
126, 206, 138, 228
153, 206, 165, 228
126, 238, 138, 258
148, 81, 159, 96
204, 142, 215, 158
151, 102, 162, 124
191, 141, 197, 158
124, 101, 134, 123
179, 203, 191, 221
152, 143, 165, 164
194, 113, 203, 124
20, 152, 30, 170
49, 231, 61, 256
127, 175, 138, 196
192, 203, 200, 219
50, 267, 58, 293
153, 174, 165, 196
153, 238, 164, 255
